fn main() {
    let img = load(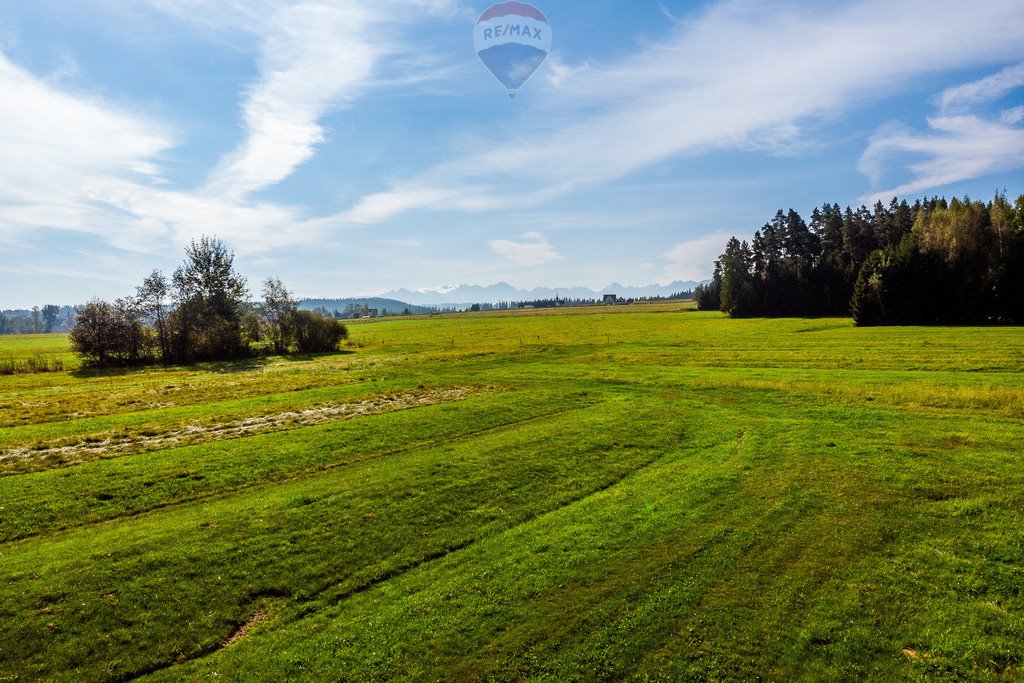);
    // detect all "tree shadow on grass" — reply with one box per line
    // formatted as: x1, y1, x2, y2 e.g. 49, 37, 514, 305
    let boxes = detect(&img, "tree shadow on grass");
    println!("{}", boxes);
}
277, 350, 356, 363
195, 357, 273, 374
68, 350, 357, 378
69, 356, 272, 379
70, 365, 162, 379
